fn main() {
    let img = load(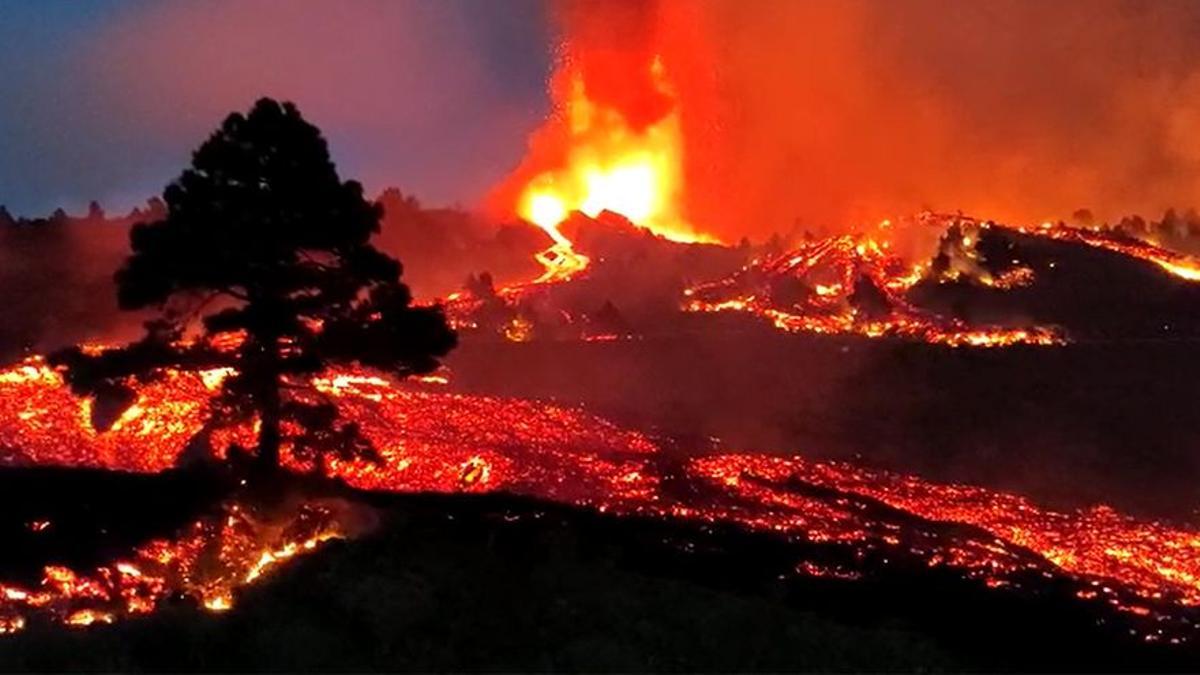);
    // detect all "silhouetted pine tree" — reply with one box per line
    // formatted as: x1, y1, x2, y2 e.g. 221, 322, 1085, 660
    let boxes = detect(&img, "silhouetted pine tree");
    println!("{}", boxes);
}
51, 98, 456, 473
